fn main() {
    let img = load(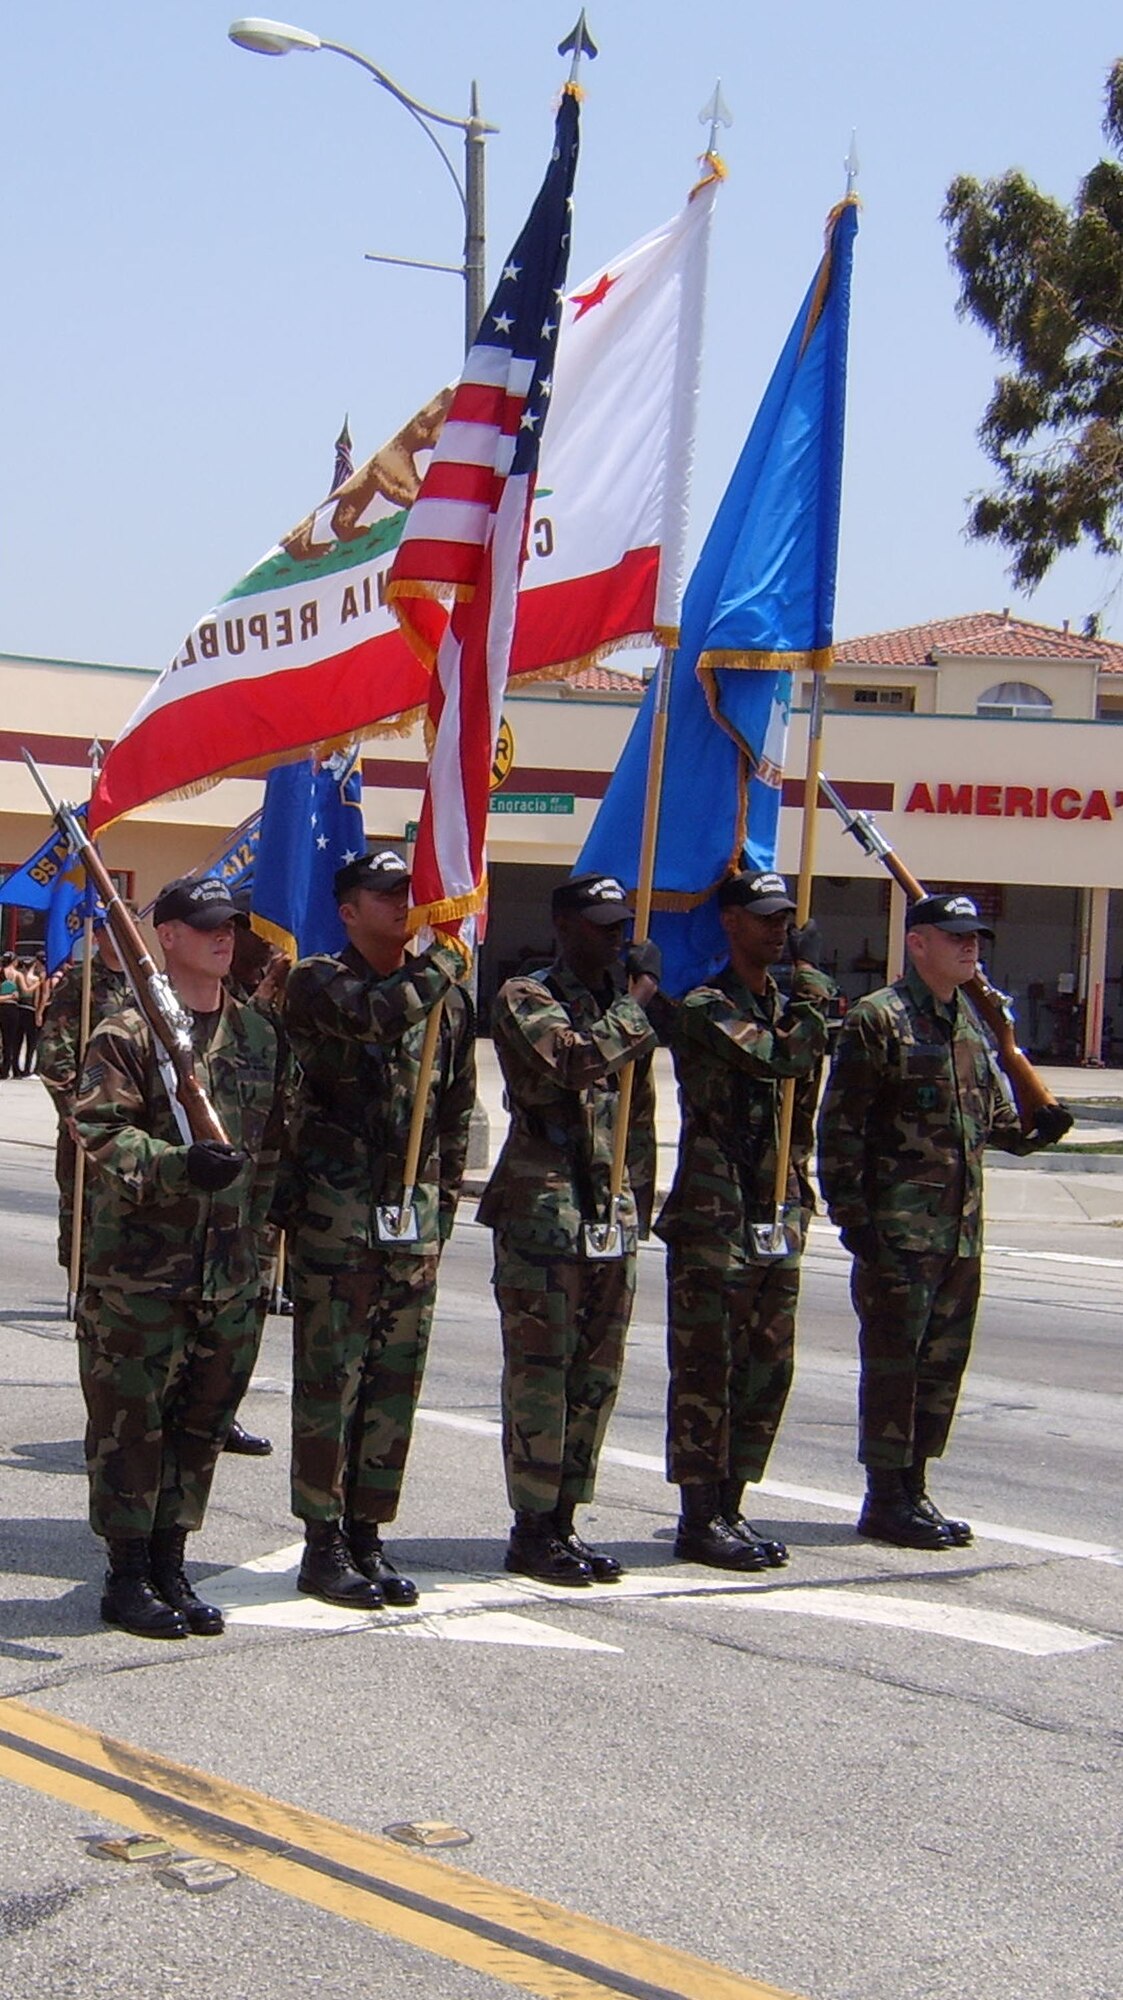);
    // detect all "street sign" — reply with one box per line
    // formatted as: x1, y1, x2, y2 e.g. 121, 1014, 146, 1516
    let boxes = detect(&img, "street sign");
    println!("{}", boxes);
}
489, 793, 575, 816
491, 716, 515, 790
